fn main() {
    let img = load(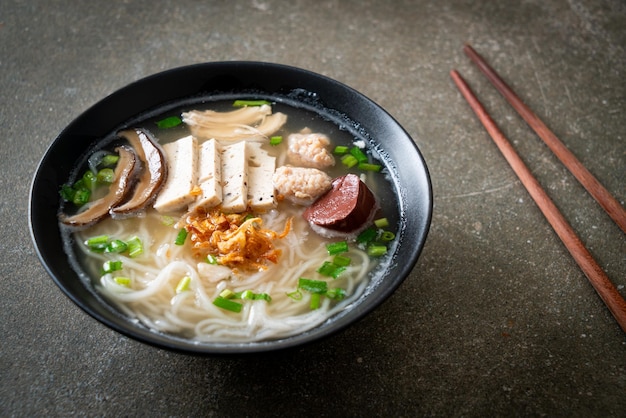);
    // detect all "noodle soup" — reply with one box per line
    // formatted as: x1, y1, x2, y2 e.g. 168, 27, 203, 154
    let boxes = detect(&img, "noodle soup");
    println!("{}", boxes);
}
60, 100, 400, 343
